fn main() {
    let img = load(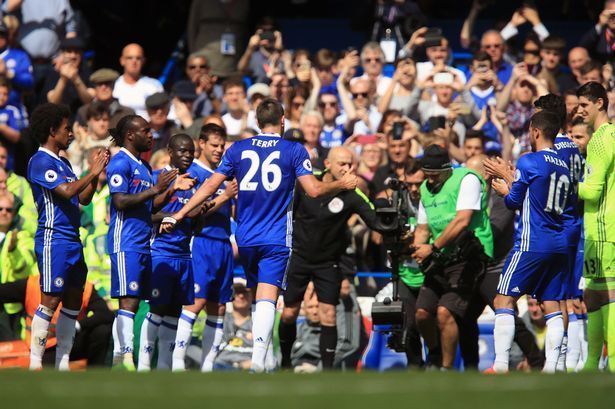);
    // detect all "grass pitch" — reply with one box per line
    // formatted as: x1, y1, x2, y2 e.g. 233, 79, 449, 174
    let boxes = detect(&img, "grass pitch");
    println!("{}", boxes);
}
0, 370, 612, 409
